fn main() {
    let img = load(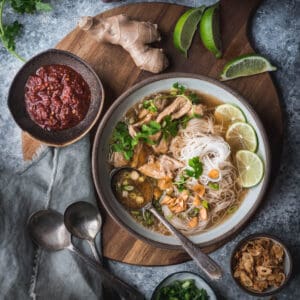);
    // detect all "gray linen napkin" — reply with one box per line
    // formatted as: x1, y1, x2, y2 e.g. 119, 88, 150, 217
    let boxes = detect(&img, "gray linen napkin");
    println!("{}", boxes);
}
0, 136, 106, 300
